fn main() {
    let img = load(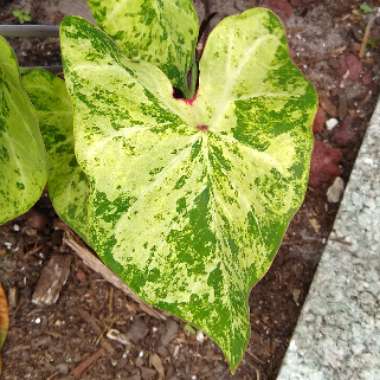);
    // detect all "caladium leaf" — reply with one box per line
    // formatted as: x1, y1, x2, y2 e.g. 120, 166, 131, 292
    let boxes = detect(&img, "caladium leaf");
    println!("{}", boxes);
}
21, 69, 90, 241
60, 8, 317, 370
0, 284, 9, 374
0, 36, 47, 225
87, 0, 199, 96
